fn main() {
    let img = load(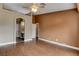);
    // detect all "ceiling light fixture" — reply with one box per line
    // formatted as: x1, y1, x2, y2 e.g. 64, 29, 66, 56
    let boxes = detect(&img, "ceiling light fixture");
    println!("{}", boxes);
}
31, 3, 39, 13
